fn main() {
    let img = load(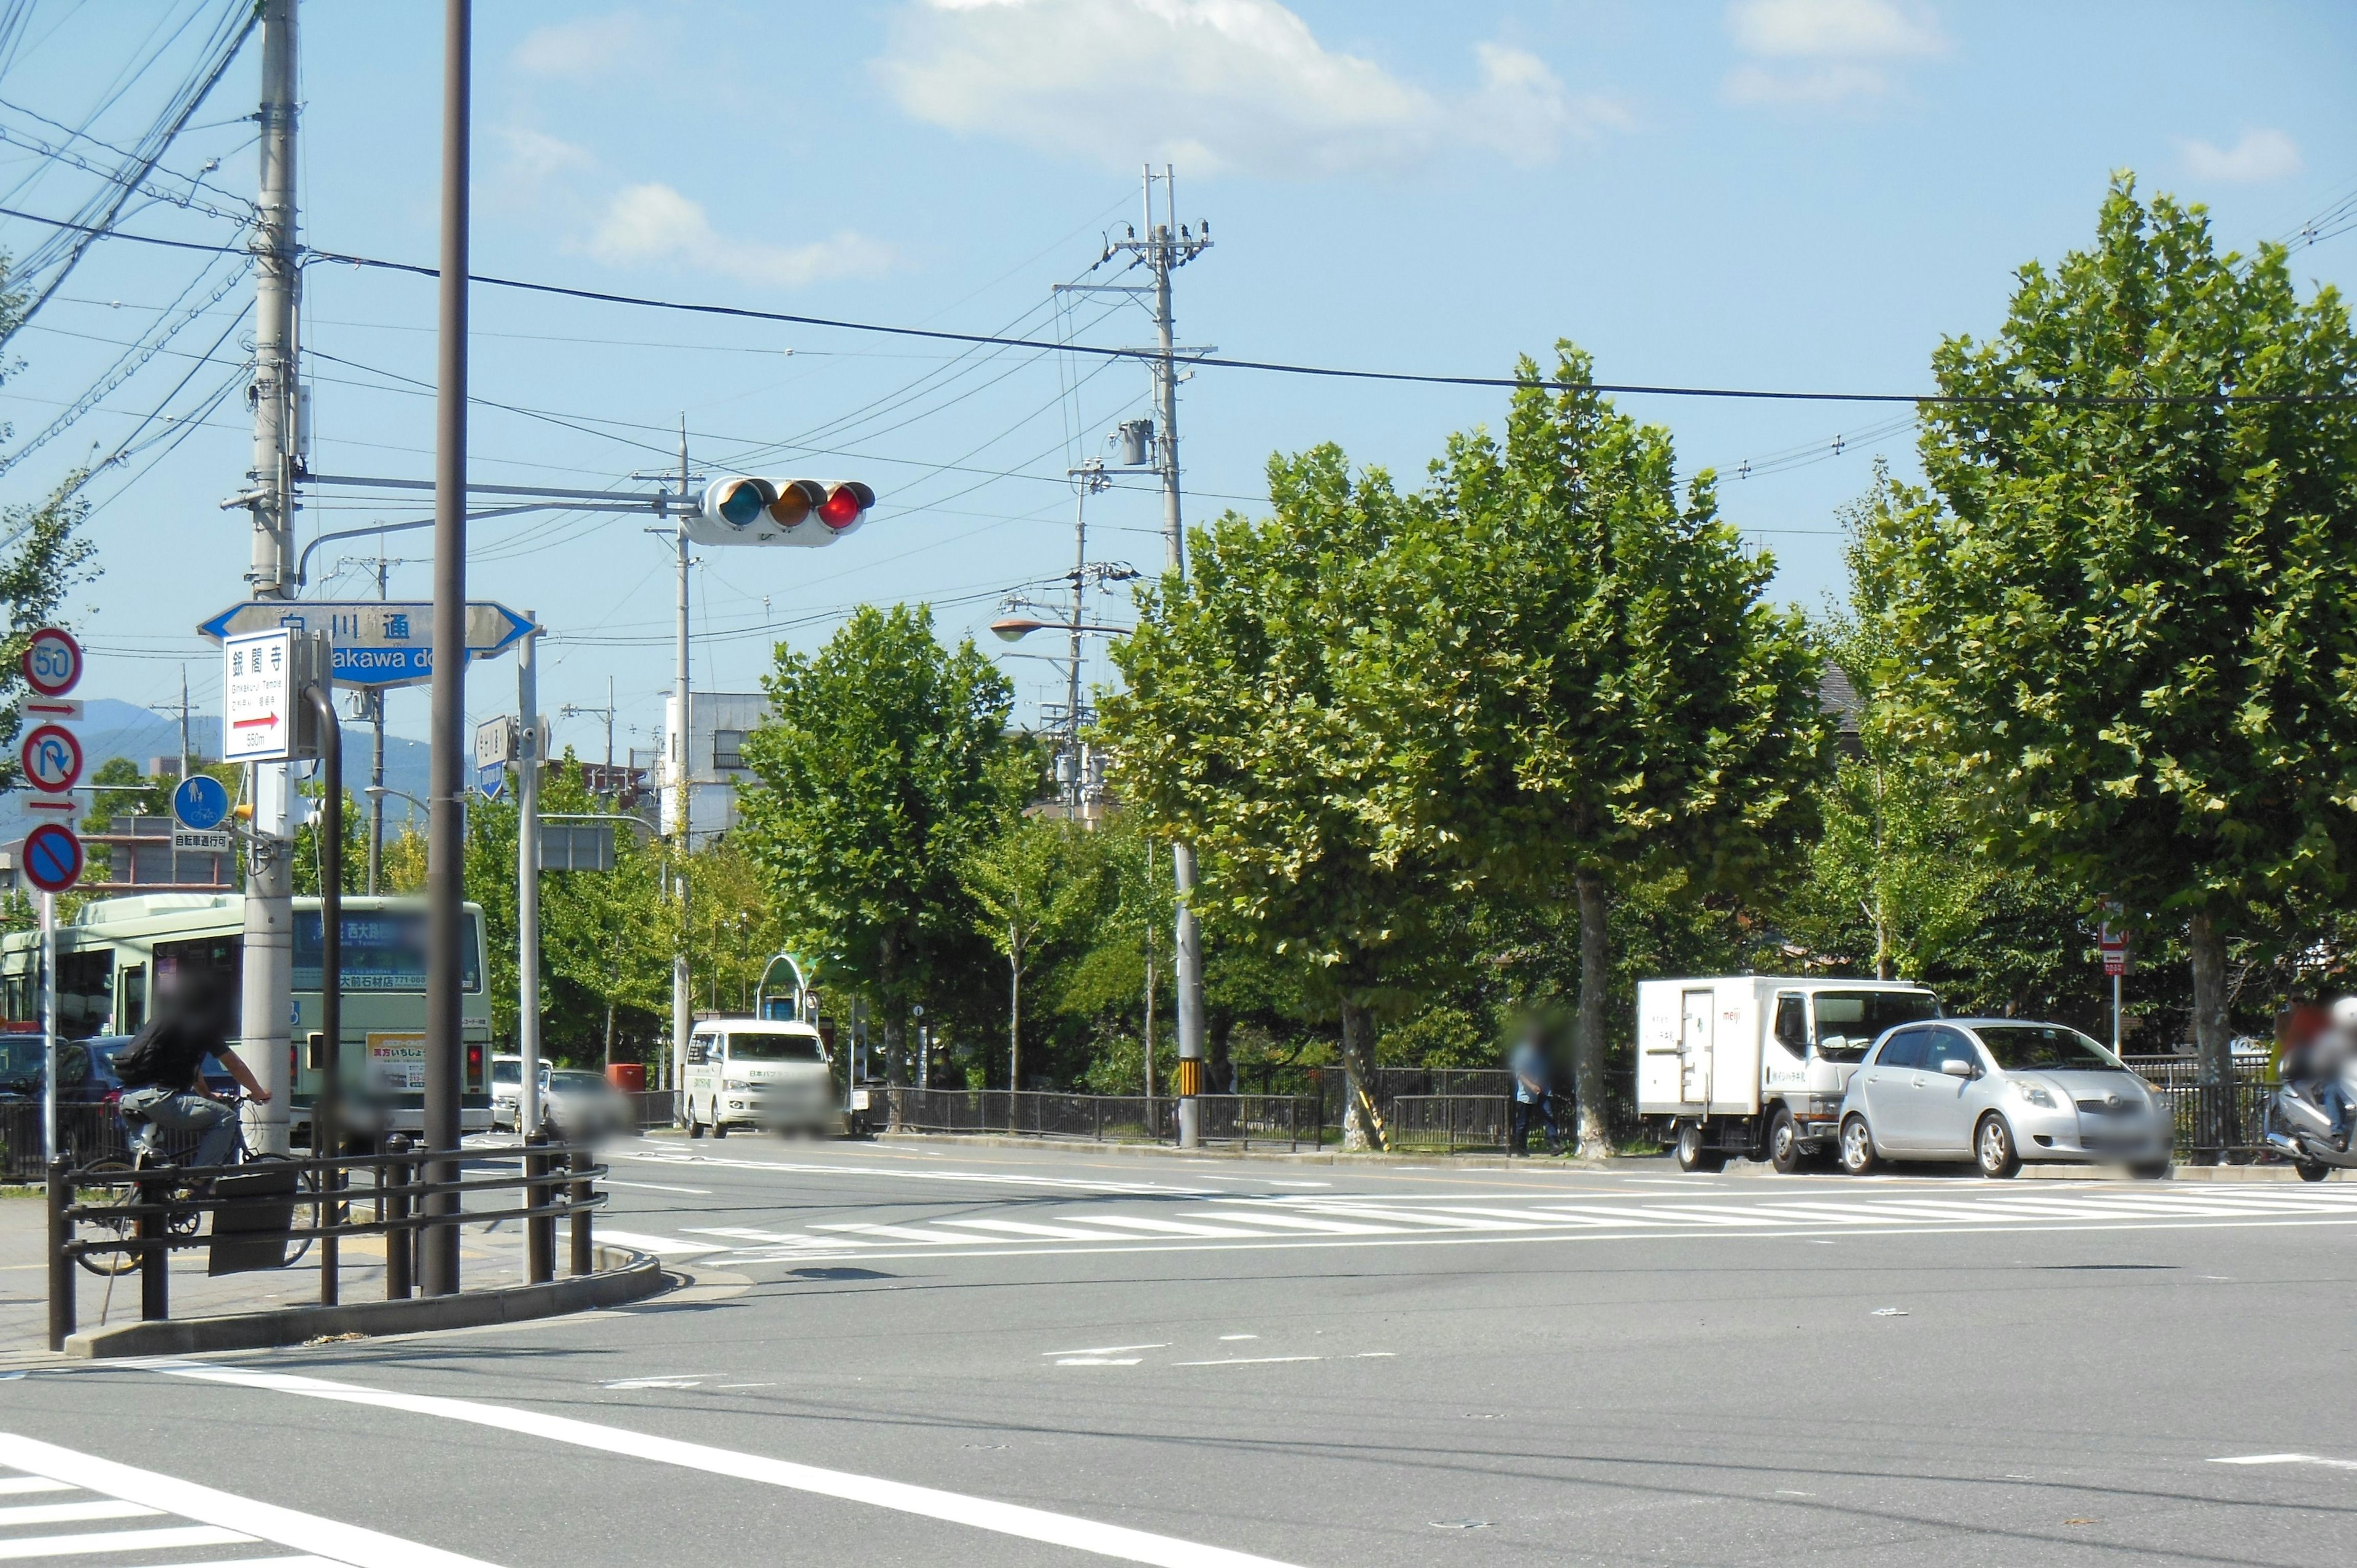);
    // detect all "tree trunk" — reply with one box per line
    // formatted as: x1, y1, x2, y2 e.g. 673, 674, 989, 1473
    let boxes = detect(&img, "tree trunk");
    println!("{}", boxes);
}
1340, 997, 1380, 1152
1008, 933, 1023, 1134
603, 997, 615, 1069
1208, 1015, 1234, 1096
1574, 870, 1612, 1159
2189, 912, 2233, 1162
